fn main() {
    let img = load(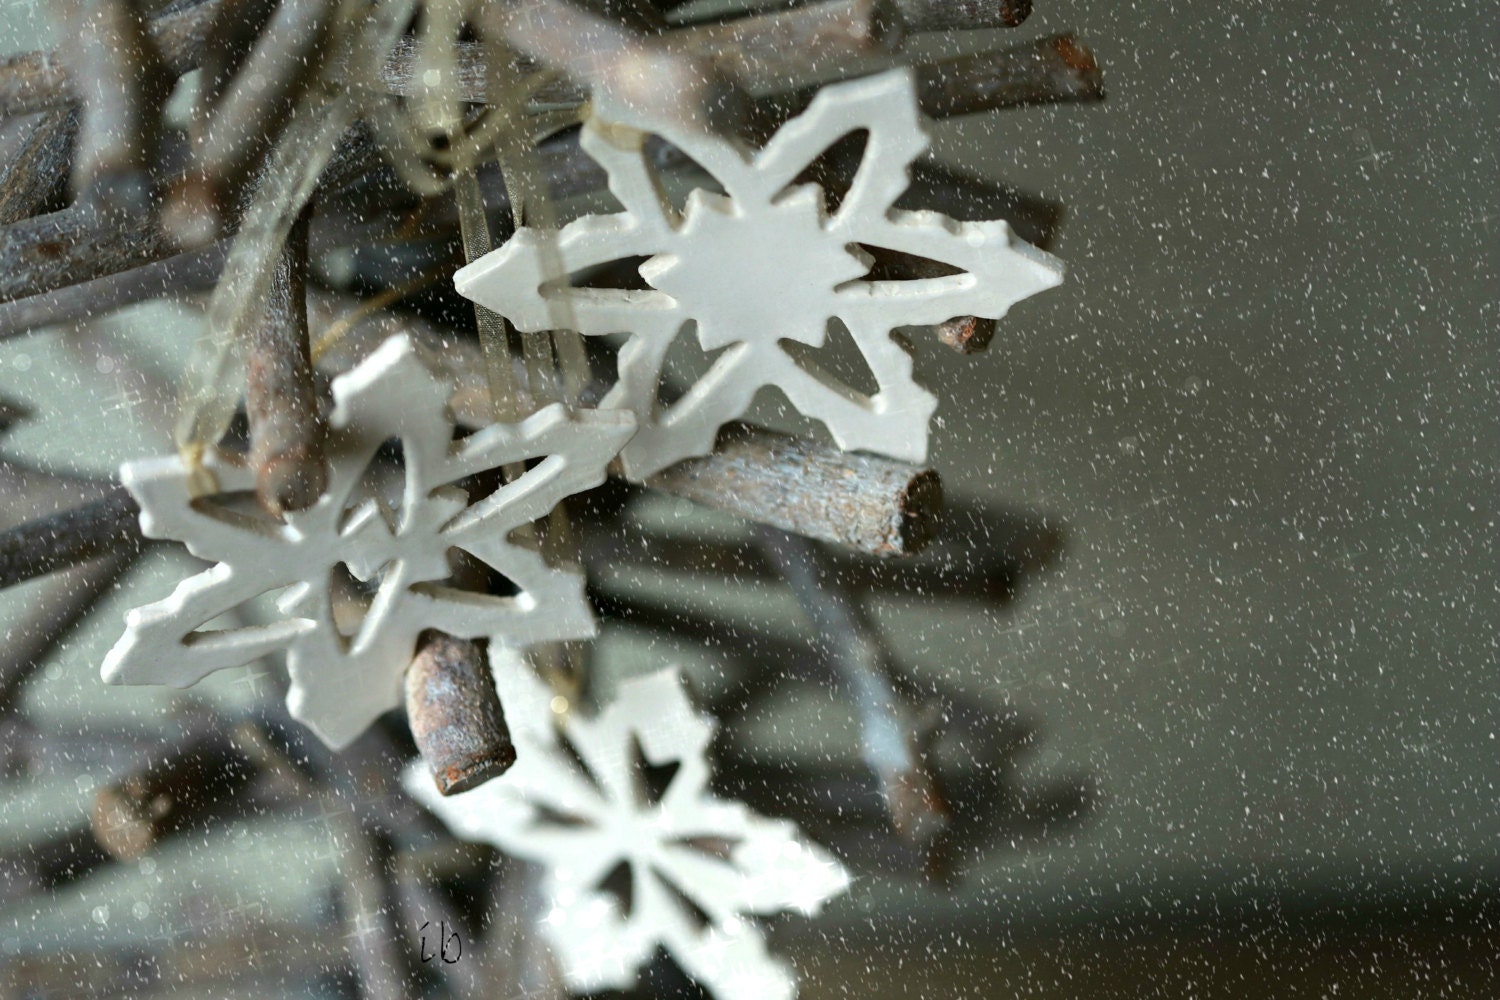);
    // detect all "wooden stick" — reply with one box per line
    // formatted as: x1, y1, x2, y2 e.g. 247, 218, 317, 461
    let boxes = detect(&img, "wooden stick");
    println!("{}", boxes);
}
645, 423, 942, 557
246, 212, 327, 515
676, 0, 901, 83
0, 240, 226, 340
0, 109, 77, 225
894, 0, 1031, 32
488, 0, 739, 134
0, 122, 377, 305
404, 631, 515, 796
0, 484, 142, 590
0, 200, 178, 303
0, 455, 117, 522
903, 158, 1063, 250
755, 31, 1104, 126
59, 0, 170, 216
914, 33, 1105, 118
584, 494, 1058, 601
0, 553, 132, 716
0, 825, 112, 904
756, 526, 950, 843
90, 724, 258, 860
0, 0, 226, 117
332, 807, 409, 1000
170, 0, 336, 245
